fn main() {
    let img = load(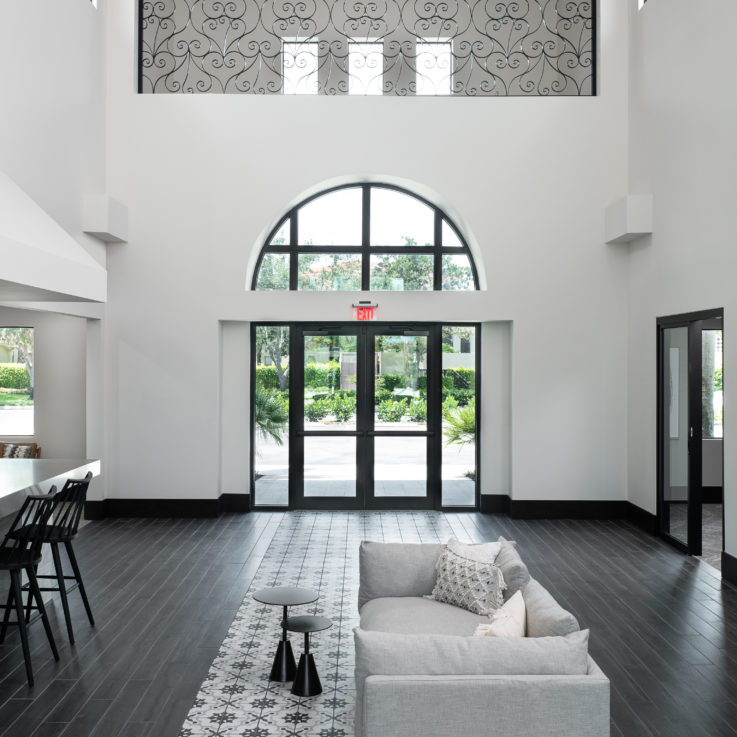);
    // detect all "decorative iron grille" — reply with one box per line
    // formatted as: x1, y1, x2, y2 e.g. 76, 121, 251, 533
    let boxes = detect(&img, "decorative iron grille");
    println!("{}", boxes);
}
140, 0, 595, 96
